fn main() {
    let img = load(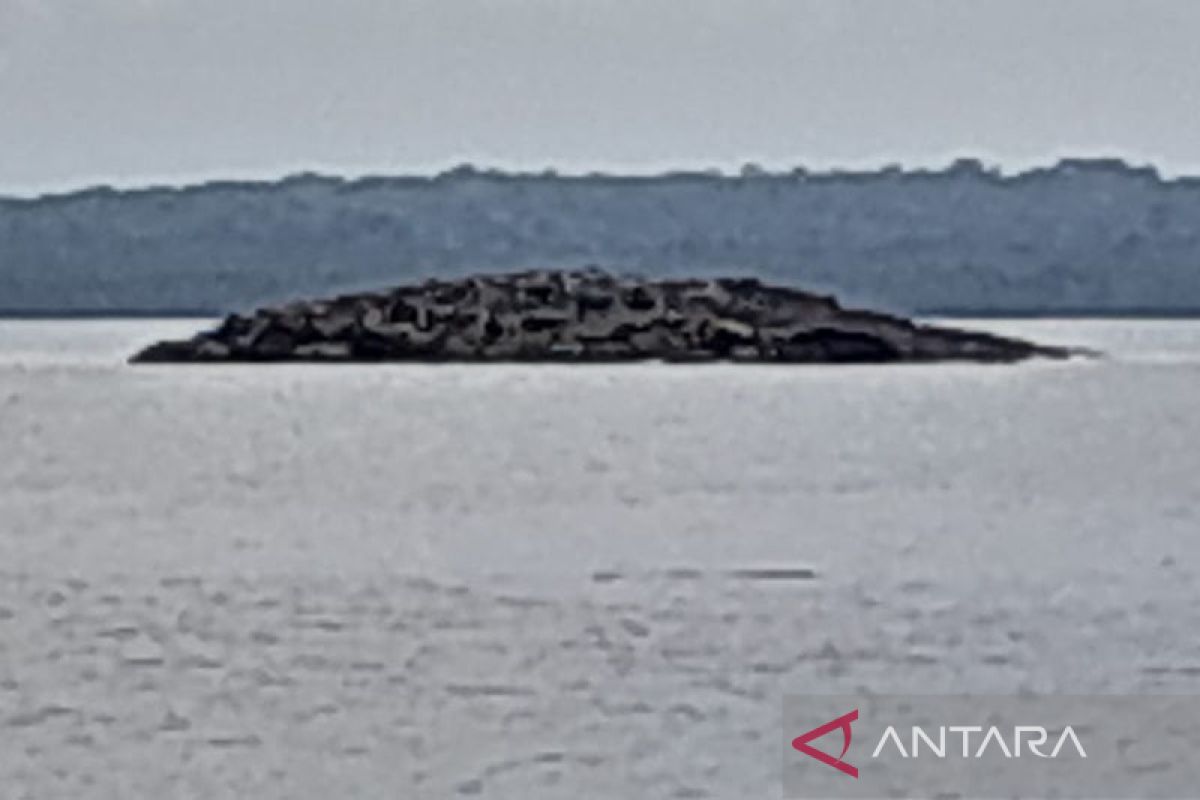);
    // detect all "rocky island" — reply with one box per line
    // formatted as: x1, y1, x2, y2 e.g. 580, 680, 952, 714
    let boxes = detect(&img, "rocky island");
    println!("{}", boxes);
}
130, 269, 1075, 364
